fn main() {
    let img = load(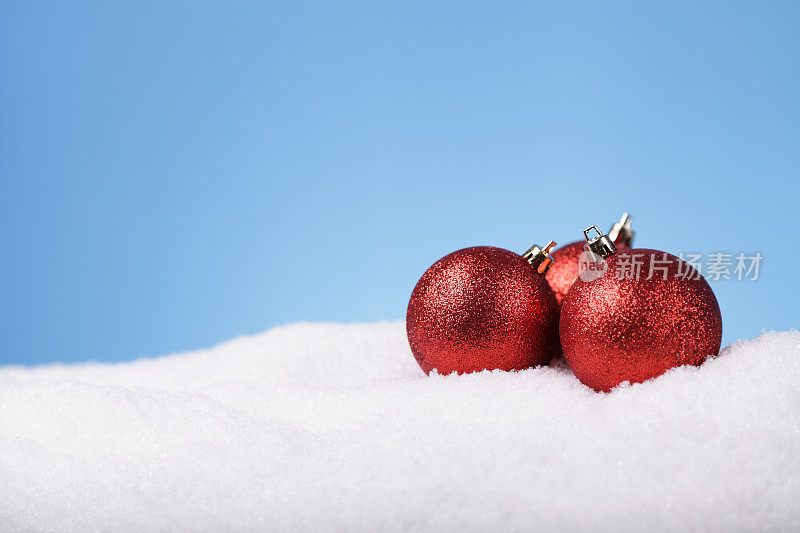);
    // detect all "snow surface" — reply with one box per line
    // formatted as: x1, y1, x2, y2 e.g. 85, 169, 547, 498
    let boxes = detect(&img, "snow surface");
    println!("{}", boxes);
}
1, 322, 799, 532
